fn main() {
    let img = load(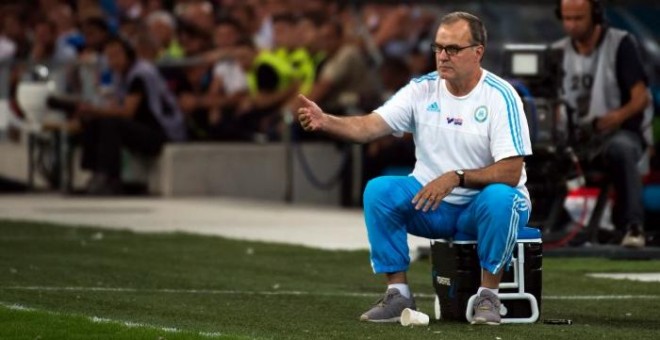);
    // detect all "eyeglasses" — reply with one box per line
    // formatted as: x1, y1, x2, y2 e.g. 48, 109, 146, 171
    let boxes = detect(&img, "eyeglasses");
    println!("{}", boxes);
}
430, 43, 480, 56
